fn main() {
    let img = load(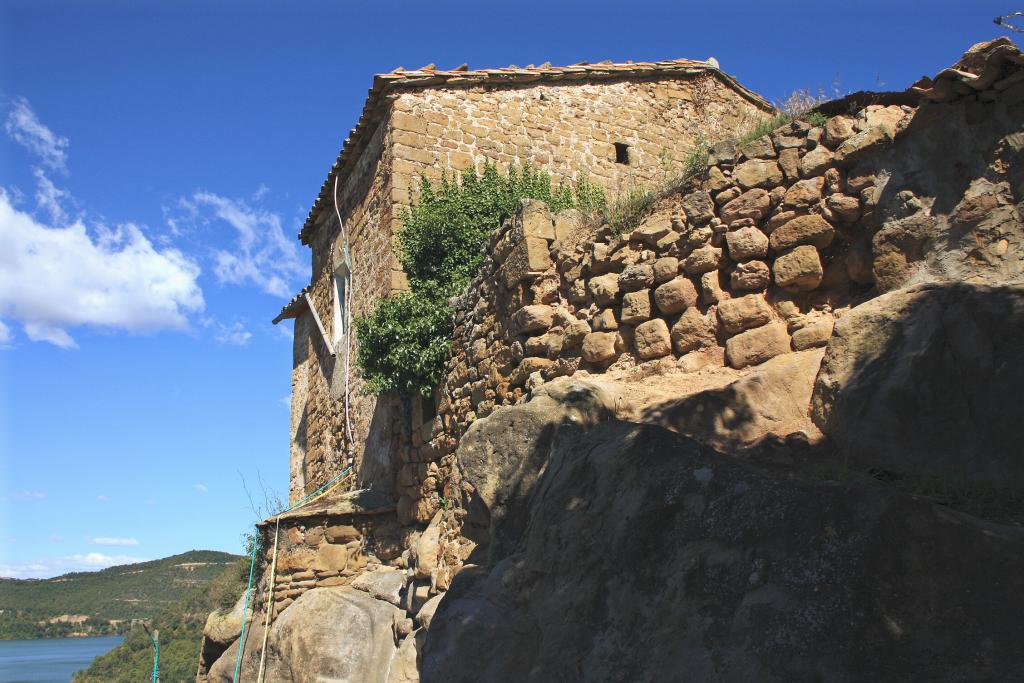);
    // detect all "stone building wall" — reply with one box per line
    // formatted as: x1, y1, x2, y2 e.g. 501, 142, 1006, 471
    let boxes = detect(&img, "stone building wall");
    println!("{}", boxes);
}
388, 74, 770, 206
289, 121, 411, 503
394, 75, 1024, 523
289, 66, 772, 504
